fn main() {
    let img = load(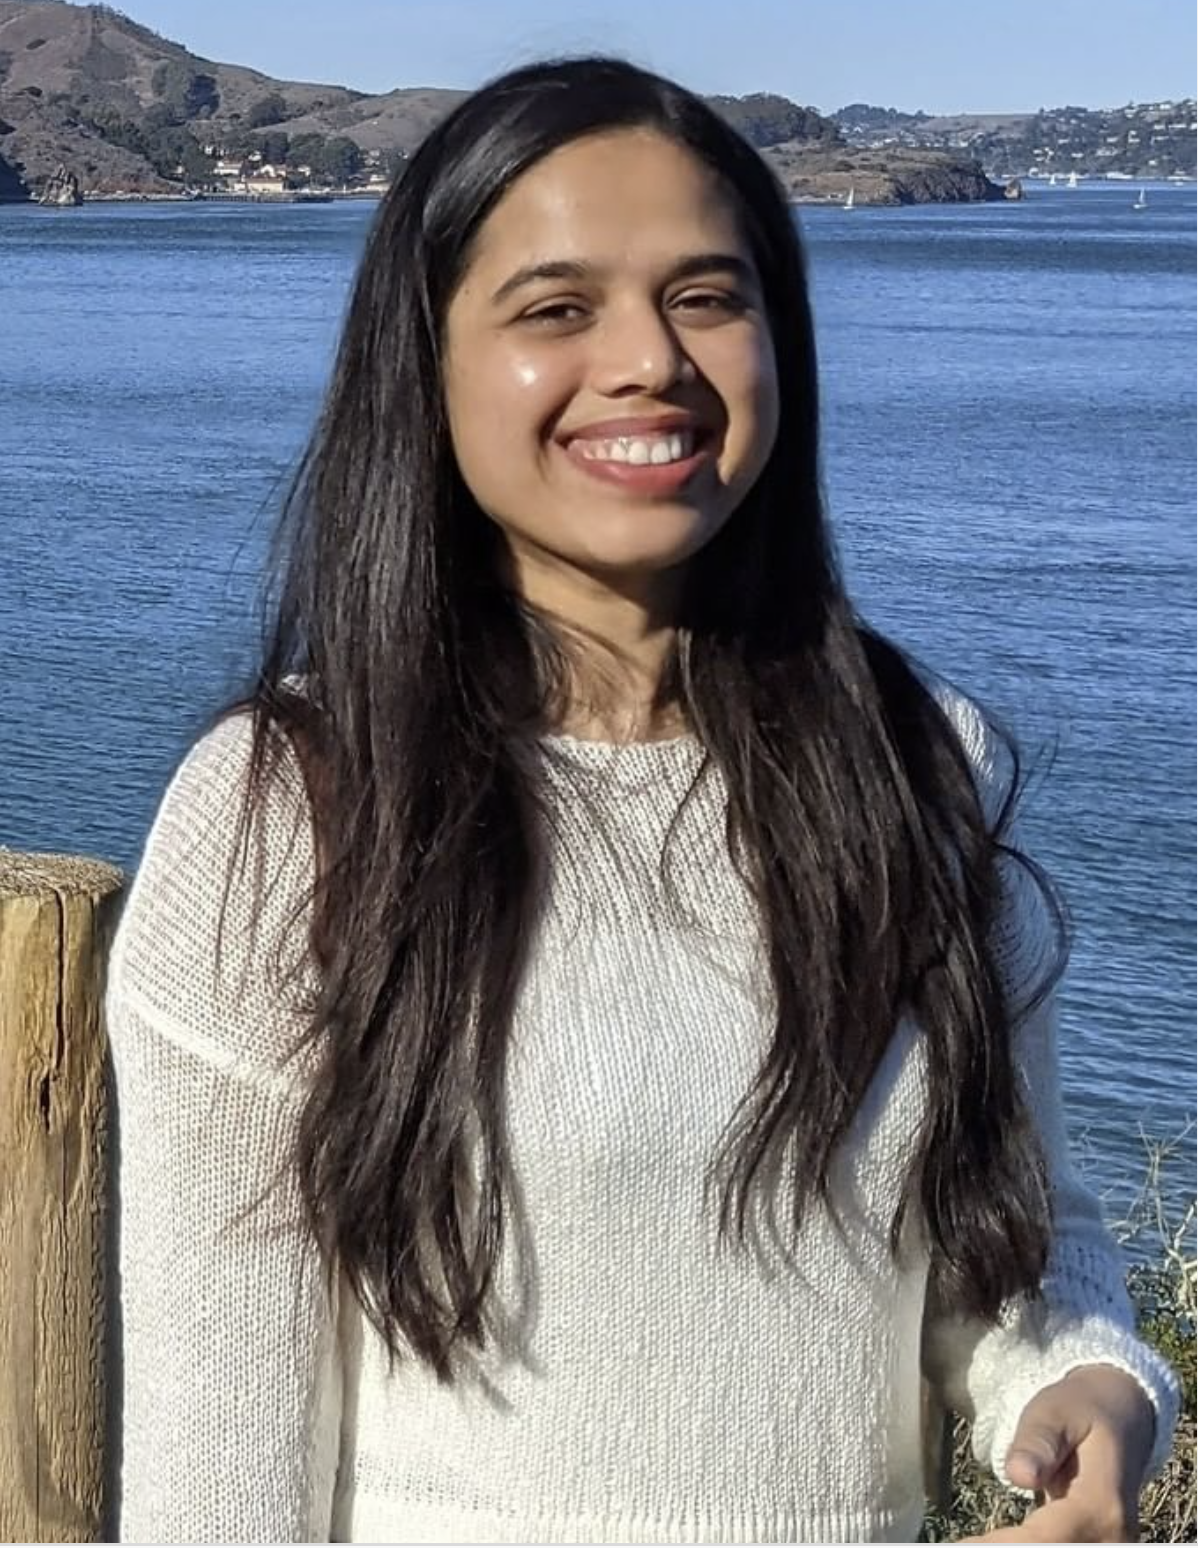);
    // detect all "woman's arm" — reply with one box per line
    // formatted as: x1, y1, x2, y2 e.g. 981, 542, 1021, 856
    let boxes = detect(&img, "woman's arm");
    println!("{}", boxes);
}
922, 689, 1180, 1538
108, 717, 342, 1543
921, 989, 1178, 1476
